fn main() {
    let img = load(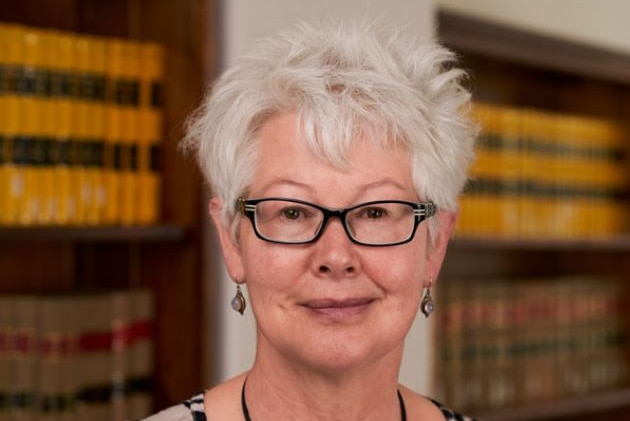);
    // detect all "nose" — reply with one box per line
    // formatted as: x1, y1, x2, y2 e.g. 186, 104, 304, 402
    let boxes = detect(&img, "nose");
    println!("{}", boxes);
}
312, 217, 360, 278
